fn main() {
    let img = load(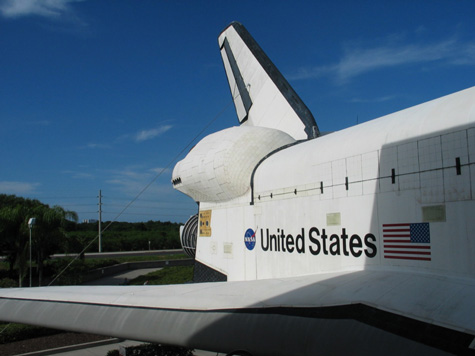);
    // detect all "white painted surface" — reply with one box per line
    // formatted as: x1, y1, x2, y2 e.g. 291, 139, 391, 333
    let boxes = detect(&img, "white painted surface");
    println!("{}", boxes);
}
1, 269, 474, 335
172, 126, 294, 203
218, 23, 314, 140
